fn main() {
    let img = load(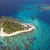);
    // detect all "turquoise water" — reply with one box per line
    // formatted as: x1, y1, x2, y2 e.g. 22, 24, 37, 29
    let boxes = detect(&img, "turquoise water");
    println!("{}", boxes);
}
0, 0, 50, 50
0, 10, 50, 50
0, 17, 50, 50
